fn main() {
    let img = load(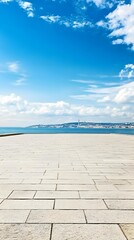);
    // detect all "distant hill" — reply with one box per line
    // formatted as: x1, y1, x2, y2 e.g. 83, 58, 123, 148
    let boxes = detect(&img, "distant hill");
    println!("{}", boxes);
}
28, 122, 134, 129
